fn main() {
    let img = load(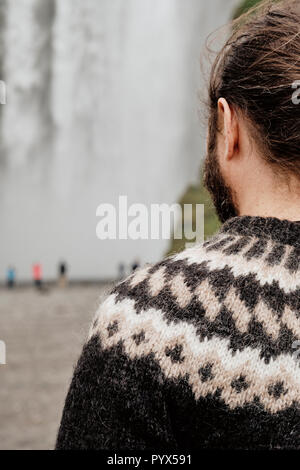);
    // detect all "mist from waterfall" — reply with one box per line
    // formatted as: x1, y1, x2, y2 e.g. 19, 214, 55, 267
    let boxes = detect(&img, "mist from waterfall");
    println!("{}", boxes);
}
0, 0, 239, 281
